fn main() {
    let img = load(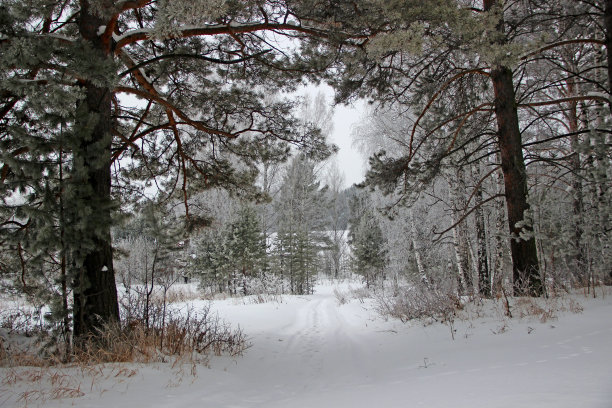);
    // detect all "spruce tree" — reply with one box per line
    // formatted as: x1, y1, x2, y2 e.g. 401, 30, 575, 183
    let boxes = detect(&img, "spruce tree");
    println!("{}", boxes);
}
274, 154, 329, 294
225, 204, 266, 295
350, 208, 387, 288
